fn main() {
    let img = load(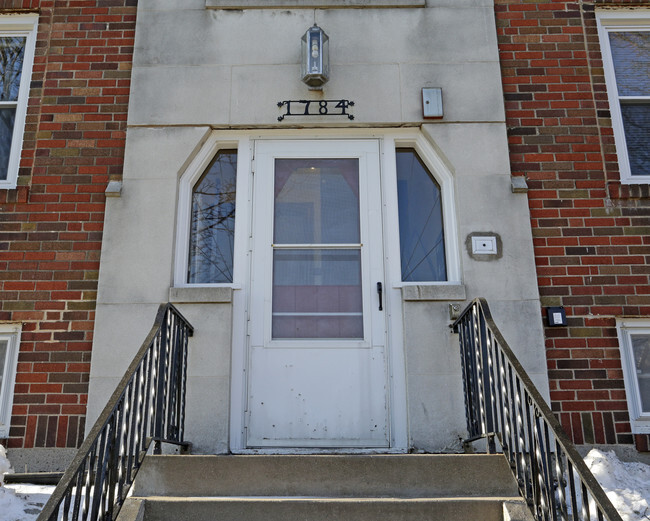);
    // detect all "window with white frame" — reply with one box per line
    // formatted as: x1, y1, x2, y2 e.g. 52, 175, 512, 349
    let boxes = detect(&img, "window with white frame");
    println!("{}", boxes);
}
0, 14, 37, 189
396, 148, 447, 282
174, 136, 244, 287
0, 324, 21, 439
597, 11, 650, 183
617, 320, 650, 433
